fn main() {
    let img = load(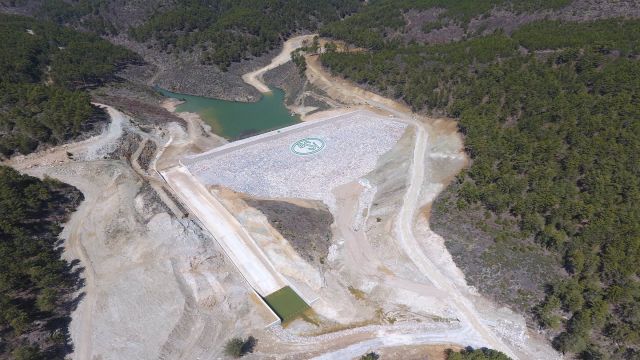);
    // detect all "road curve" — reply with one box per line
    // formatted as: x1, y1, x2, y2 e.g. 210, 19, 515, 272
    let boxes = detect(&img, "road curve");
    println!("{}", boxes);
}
242, 34, 316, 93
394, 118, 519, 359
